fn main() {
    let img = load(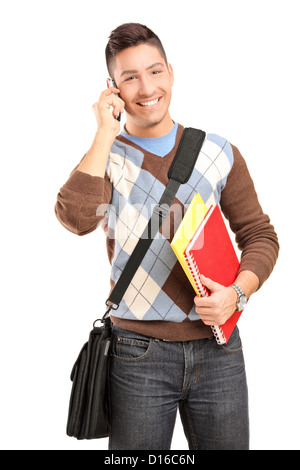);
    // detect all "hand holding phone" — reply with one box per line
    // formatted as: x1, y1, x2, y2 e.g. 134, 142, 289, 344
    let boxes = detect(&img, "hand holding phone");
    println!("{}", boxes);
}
106, 78, 122, 122
91, 80, 124, 137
